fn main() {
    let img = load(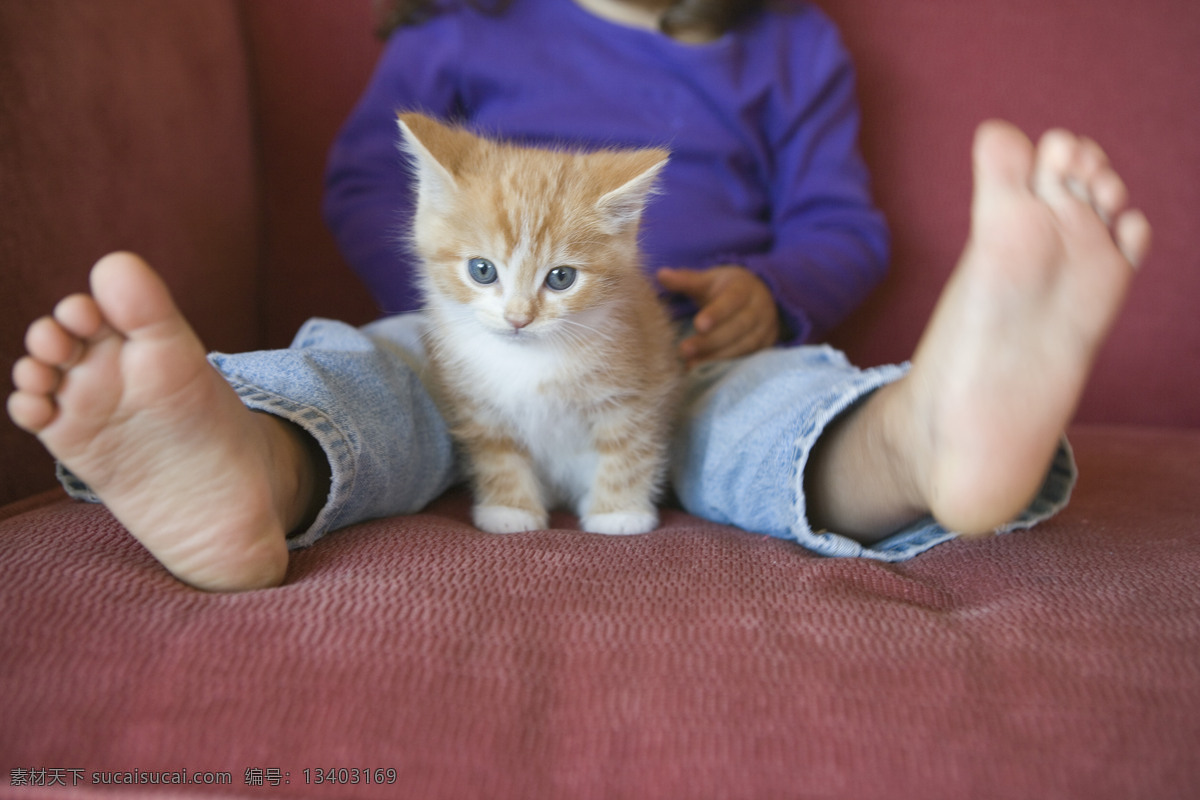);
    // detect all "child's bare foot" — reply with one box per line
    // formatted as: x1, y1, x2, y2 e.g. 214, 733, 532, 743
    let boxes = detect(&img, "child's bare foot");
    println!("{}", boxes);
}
810, 121, 1152, 538
7, 253, 317, 590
